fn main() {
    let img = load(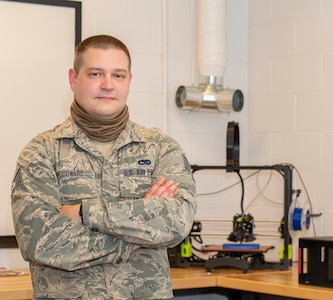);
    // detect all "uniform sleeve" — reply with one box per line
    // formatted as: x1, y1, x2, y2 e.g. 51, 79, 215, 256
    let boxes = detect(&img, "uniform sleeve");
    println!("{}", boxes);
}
11, 137, 133, 271
83, 135, 197, 248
